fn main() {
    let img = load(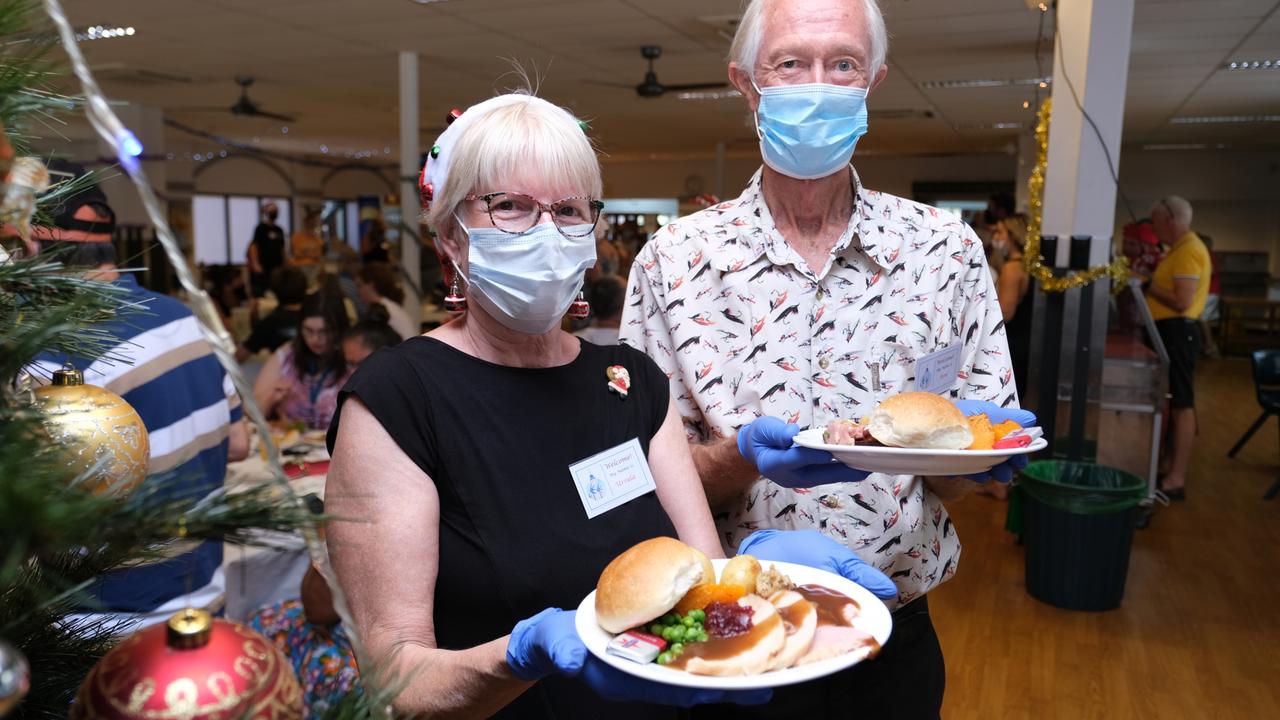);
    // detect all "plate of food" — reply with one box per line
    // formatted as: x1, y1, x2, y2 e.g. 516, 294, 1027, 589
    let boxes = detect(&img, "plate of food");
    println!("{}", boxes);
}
792, 391, 1045, 476
575, 537, 892, 690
